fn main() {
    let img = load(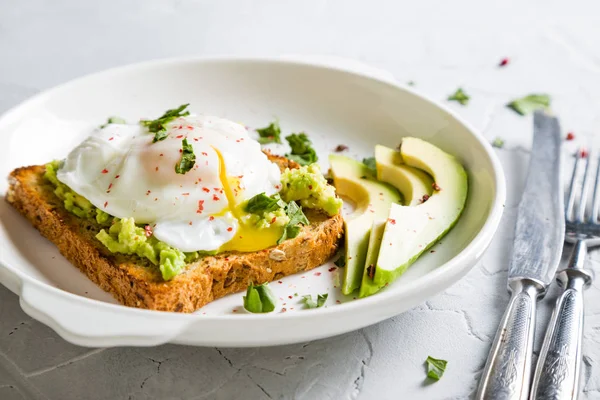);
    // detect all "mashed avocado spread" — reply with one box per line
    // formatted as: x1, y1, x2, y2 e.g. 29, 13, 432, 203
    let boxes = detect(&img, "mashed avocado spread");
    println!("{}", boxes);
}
44, 160, 341, 281
280, 164, 342, 216
44, 161, 189, 280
